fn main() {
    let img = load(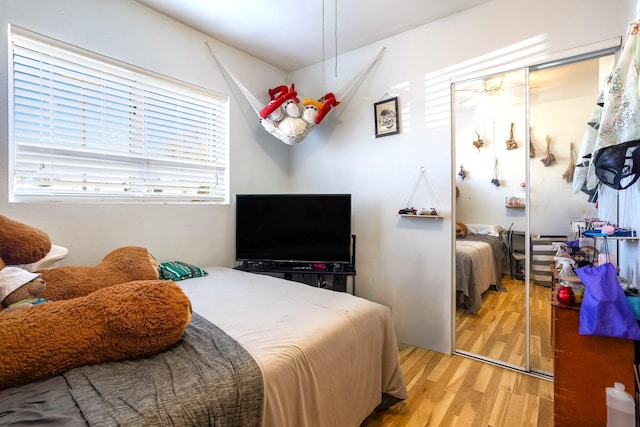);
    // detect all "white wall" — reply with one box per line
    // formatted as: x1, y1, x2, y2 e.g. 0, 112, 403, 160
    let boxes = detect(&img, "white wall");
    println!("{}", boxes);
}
290, 0, 635, 351
0, 0, 290, 267
1, 0, 638, 354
